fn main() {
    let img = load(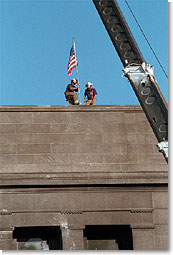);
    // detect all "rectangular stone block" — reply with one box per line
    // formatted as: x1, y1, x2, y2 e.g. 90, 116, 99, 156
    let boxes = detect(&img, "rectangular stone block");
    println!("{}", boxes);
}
0, 154, 18, 164
69, 153, 103, 164
153, 192, 168, 209
155, 225, 168, 236
0, 231, 13, 239
51, 144, 76, 153
57, 192, 83, 211
0, 112, 33, 123
129, 212, 143, 224
0, 124, 16, 133
0, 194, 12, 210
16, 124, 50, 133
75, 144, 102, 153
106, 192, 131, 209
153, 209, 168, 225
141, 212, 153, 224
0, 215, 12, 229
103, 154, 137, 164
35, 154, 69, 164
1, 163, 53, 173
70, 162, 103, 172
0, 145, 16, 154
19, 164, 53, 173
58, 193, 69, 211
66, 193, 82, 211
50, 123, 68, 133
0, 240, 13, 250
99, 163, 122, 172
135, 124, 150, 133
49, 193, 62, 210
82, 123, 103, 134
119, 123, 136, 133
11, 212, 65, 227
51, 123, 94, 134
154, 164, 168, 171
67, 112, 101, 123
52, 164, 72, 172
82, 193, 106, 210
32, 112, 67, 123
100, 112, 124, 122
35, 193, 60, 211
102, 144, 128, 154
11, 194, 36, 211
132, 229, 154, 250
71, 162, 123, 173
101, 123, 119, 133
17, 144, 51, 154
62, 228, 84, 250
132, 134, 147, 144
66, 134, 102, 144
130, 192, 152, 208
155, 236, 168, 250
84, 211, 131, 225
133, 144, 154, 154
121, 163, 155, 172
102, 133, 126, 144
126, 134, 137, 143
0, 134, 33, 144
33, 133, 67, 143
124, 112, 135, 123
18, 155, 35, 164
137, 154, 166, 164
68, 214, 84, 229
